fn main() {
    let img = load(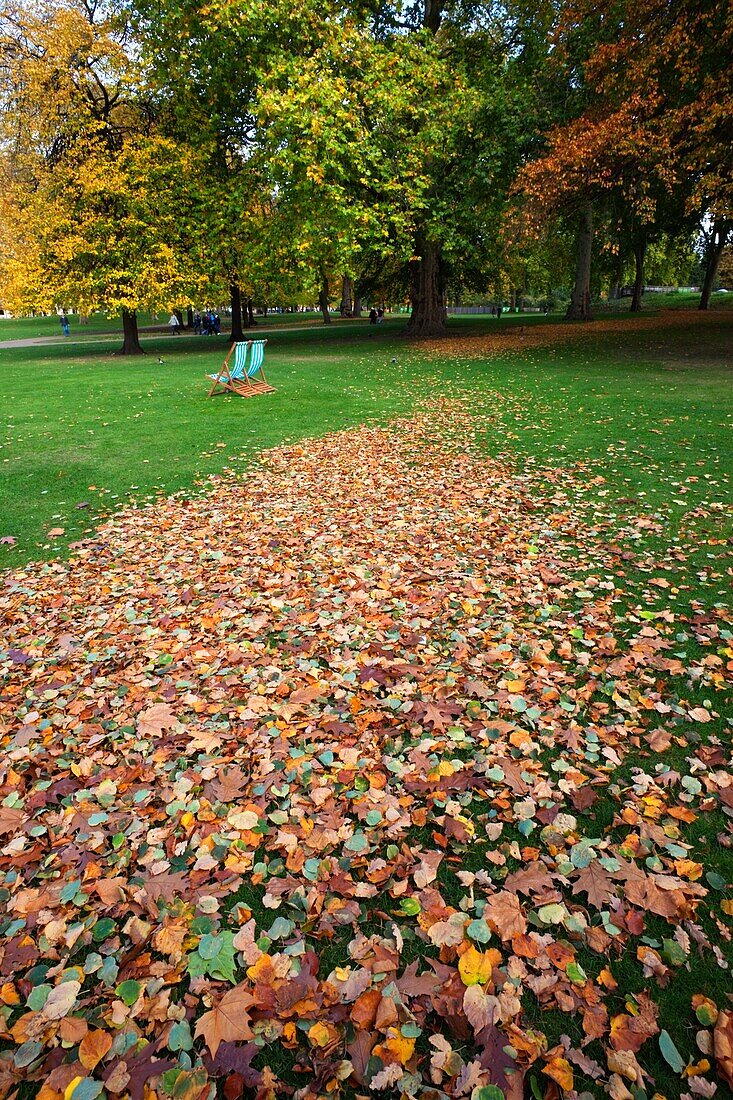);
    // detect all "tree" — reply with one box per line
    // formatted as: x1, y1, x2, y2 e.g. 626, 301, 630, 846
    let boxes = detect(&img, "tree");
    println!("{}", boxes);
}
554, 0, 733, 311
0, 0, 212, 351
